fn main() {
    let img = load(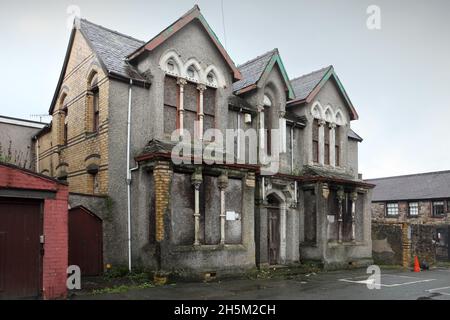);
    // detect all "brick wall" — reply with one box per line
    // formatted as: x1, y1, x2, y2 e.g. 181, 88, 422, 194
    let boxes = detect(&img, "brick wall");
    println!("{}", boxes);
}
37, 29, 109, 195
0, 163, 68, 299
153, 161, 173, 242
42, 185, 69, 299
